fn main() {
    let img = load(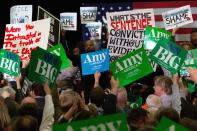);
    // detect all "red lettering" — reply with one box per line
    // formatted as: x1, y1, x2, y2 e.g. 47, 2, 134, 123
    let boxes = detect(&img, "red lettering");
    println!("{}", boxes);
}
4, 42, 15, 48
4, 34, 14, 41
26, 24, 34, 31
38, 32, 41, 36
6, 26, 21, 33
35, 37, 41, 43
